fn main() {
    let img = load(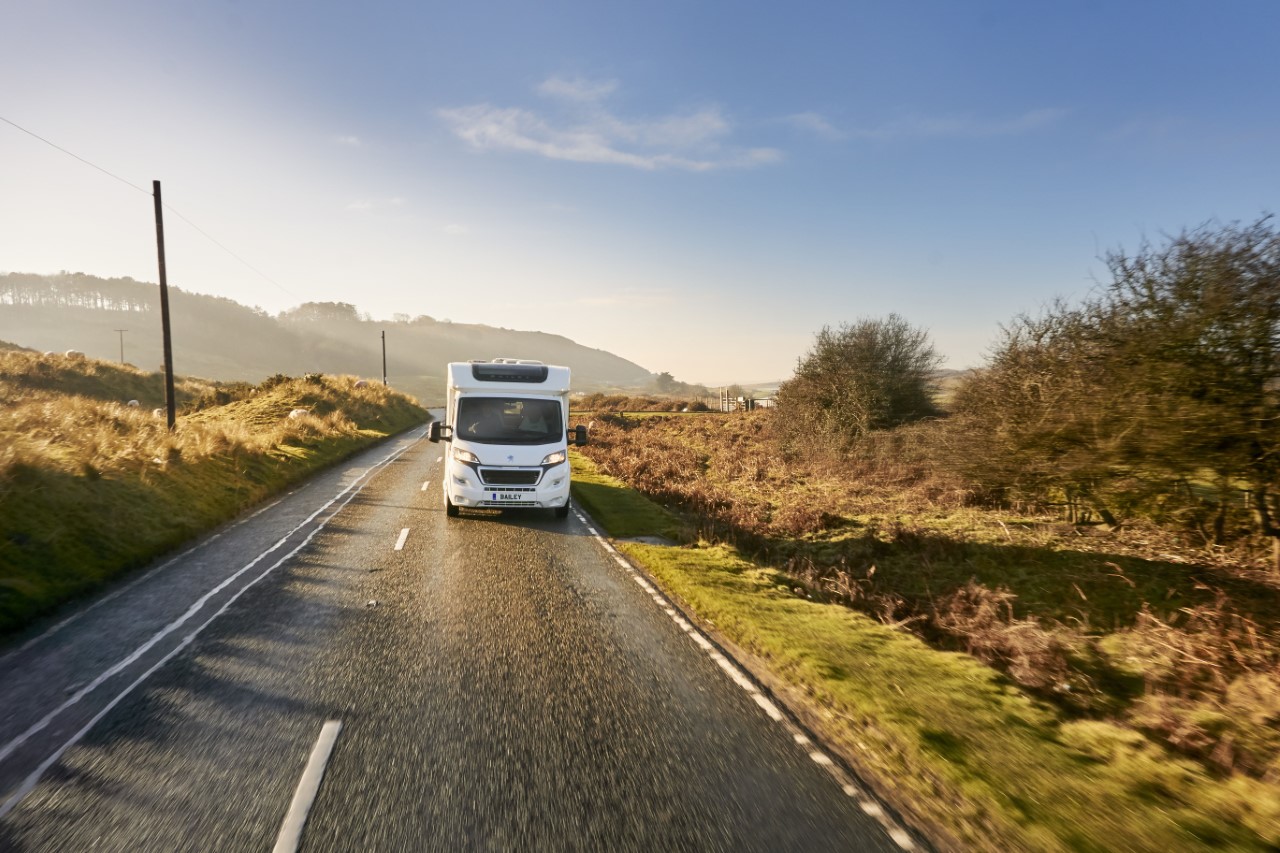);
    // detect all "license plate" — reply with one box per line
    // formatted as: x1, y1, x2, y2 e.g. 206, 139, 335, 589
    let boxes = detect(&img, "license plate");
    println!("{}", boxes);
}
492, 492, 523, 502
